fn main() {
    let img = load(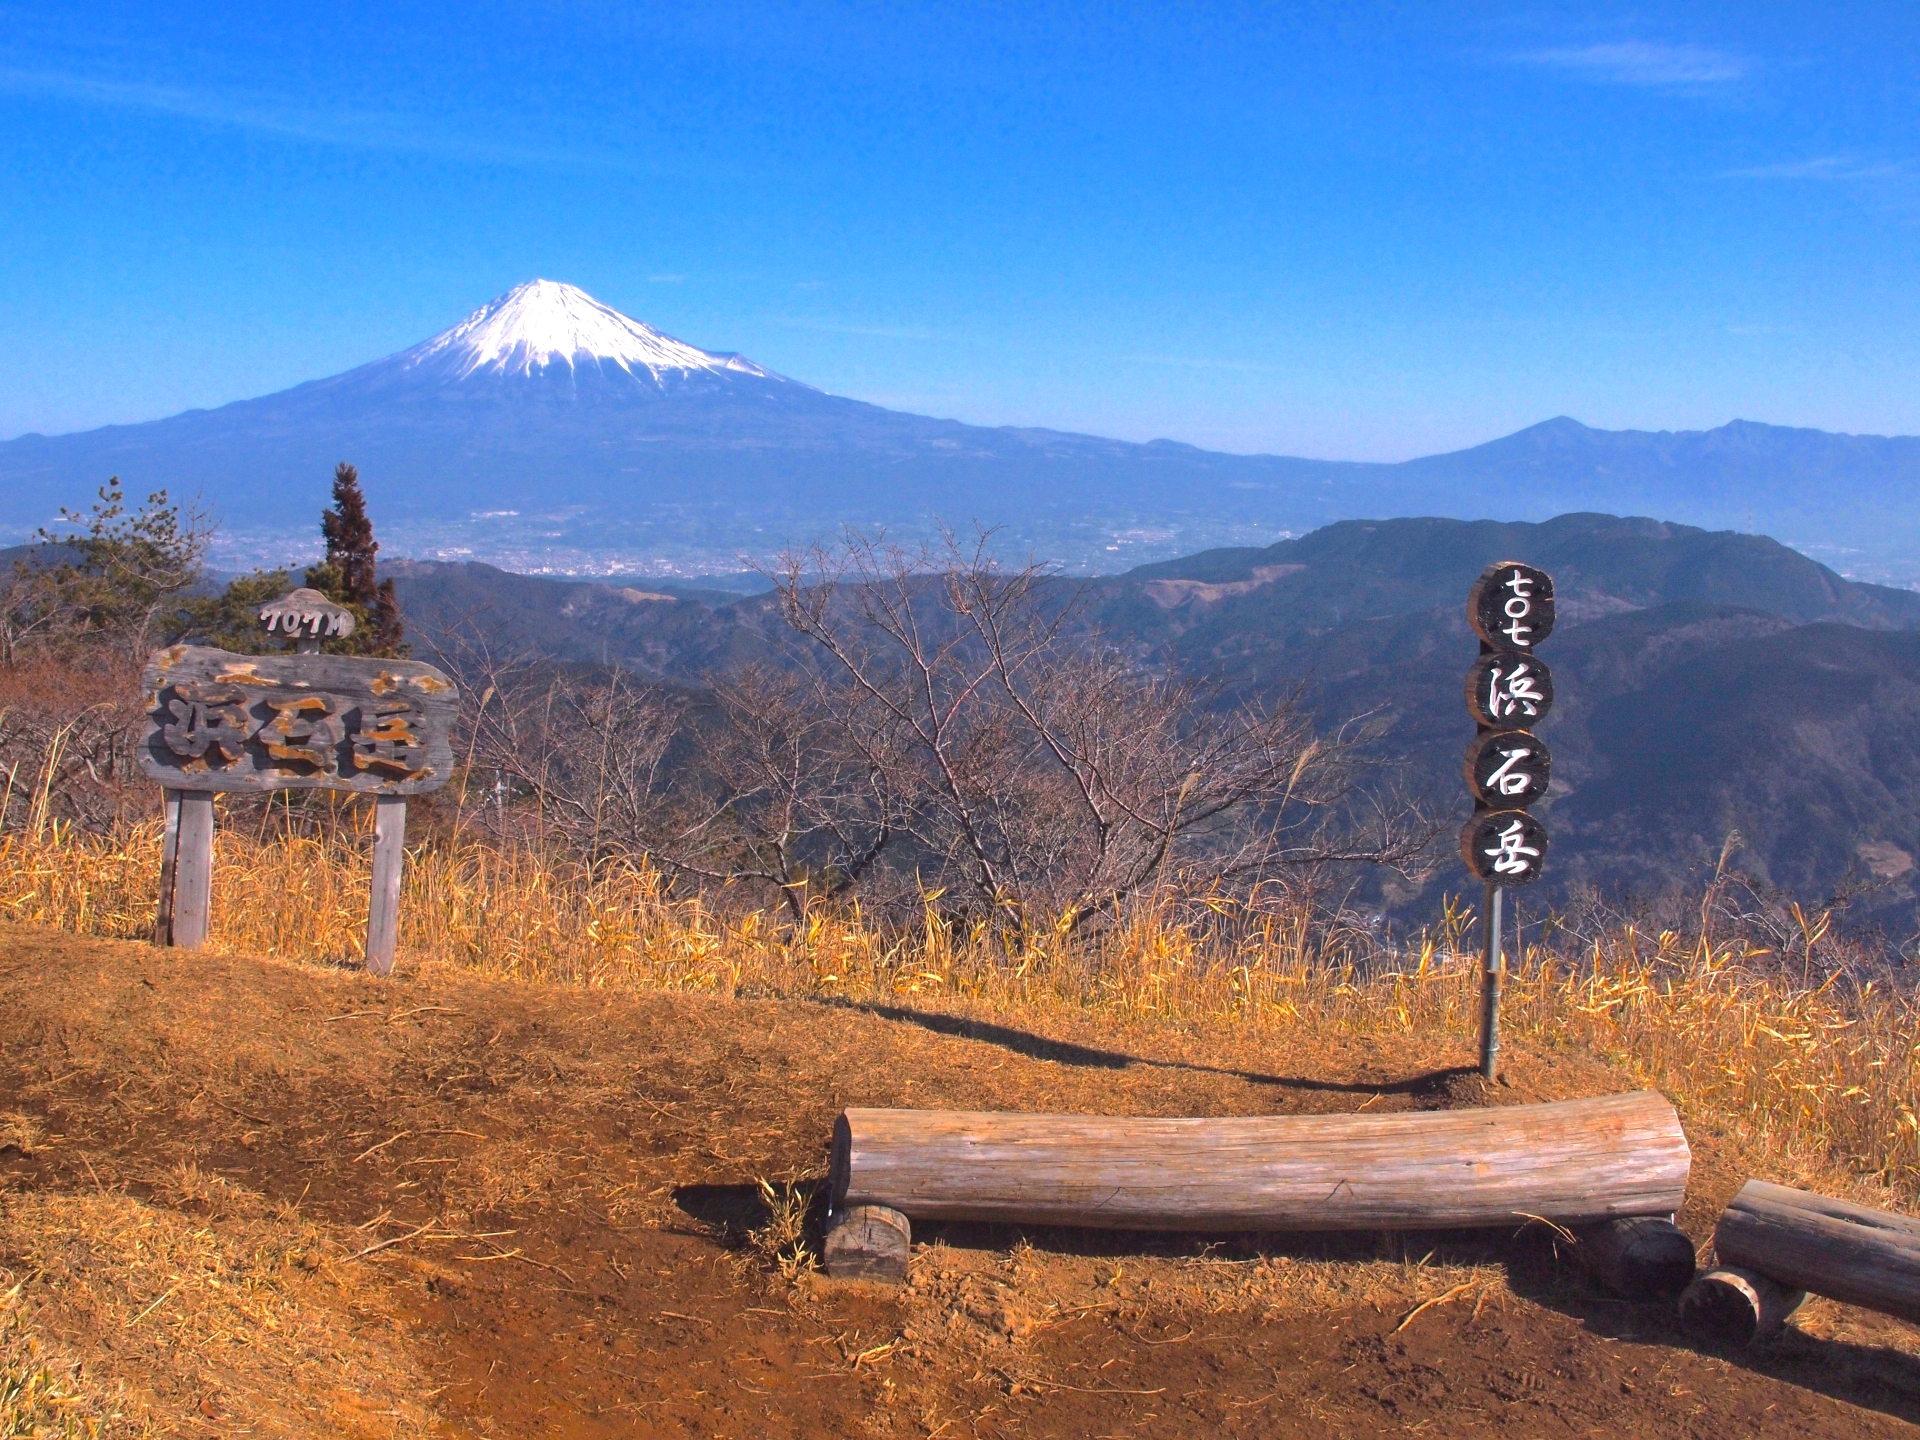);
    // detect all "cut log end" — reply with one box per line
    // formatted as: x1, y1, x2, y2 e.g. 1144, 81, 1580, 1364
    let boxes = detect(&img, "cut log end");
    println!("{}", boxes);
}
1713, 1178, 1920, 1325
1574, 1216, 1697, 1301
823, 1204, 910, 1283
1680, 1266, 1806, 1347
